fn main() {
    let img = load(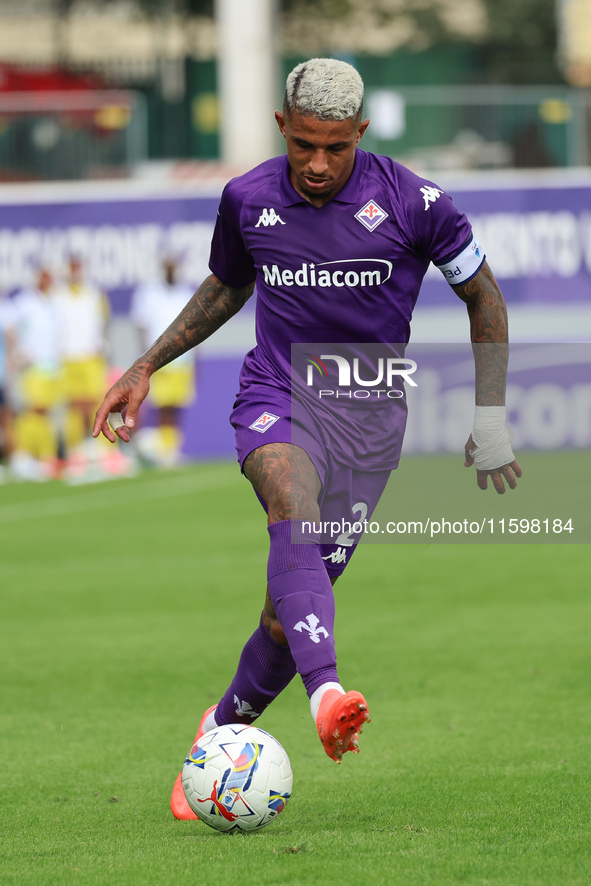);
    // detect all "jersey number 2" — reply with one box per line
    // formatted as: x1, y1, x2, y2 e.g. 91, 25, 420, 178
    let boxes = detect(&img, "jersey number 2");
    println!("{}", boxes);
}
336, 501, 368, 547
